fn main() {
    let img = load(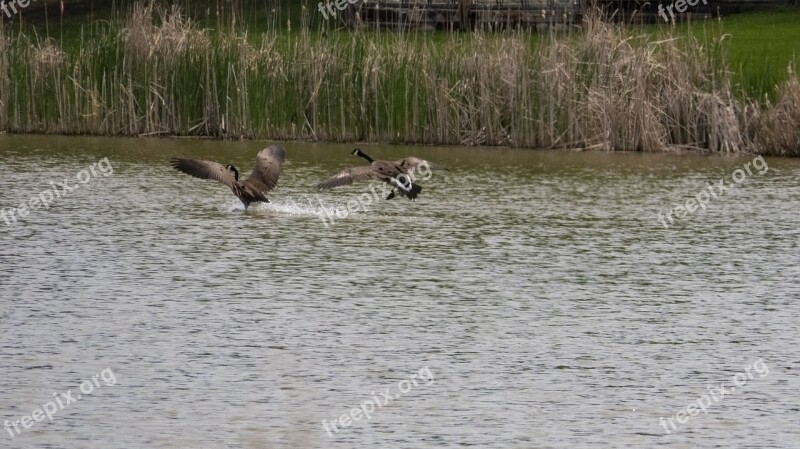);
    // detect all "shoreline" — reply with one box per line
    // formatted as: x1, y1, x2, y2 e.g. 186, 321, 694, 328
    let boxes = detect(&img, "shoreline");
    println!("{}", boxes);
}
1, 131, 786, 158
